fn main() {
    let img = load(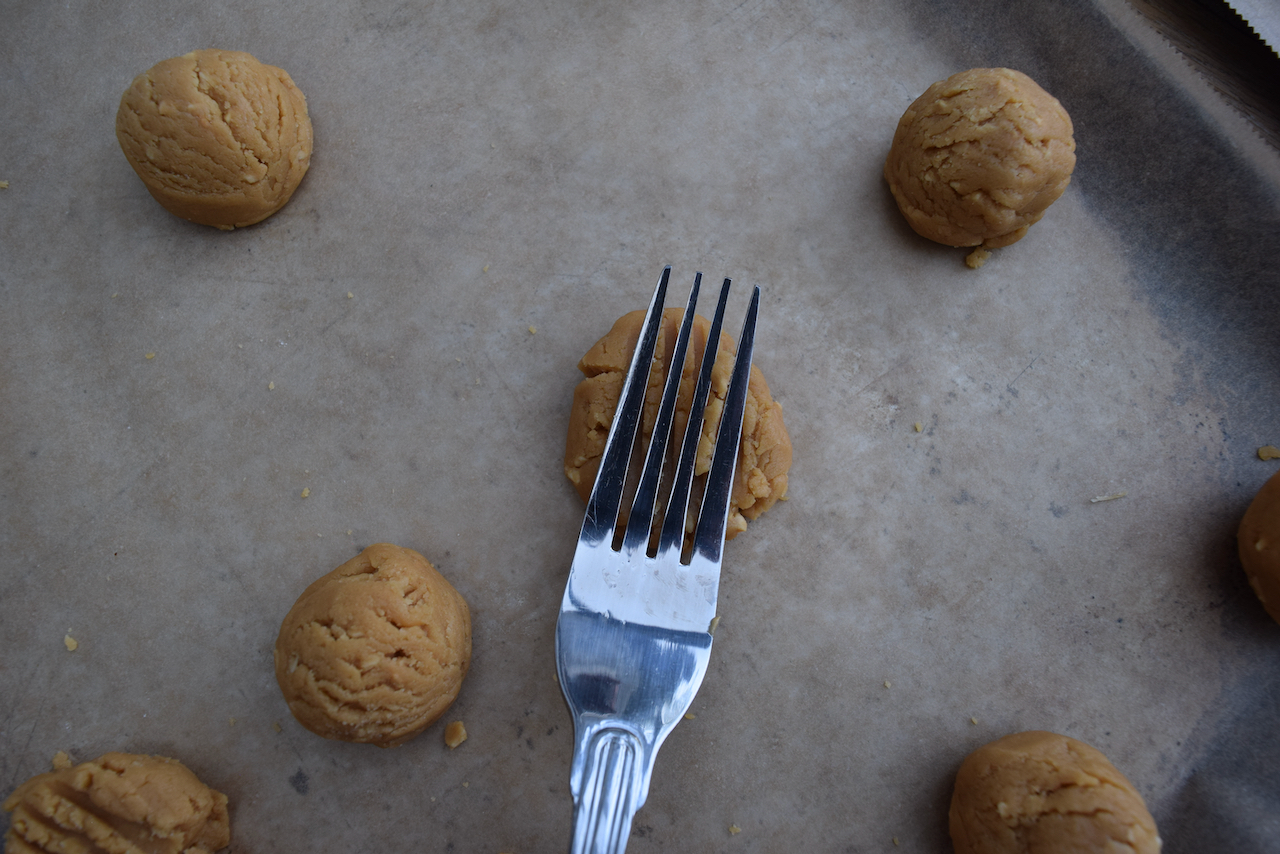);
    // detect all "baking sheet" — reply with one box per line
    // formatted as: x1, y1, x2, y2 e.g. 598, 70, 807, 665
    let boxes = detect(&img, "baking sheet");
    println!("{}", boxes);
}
2, 0, 1279, 851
